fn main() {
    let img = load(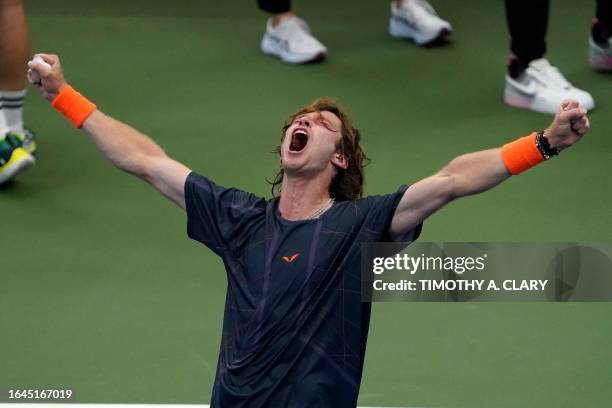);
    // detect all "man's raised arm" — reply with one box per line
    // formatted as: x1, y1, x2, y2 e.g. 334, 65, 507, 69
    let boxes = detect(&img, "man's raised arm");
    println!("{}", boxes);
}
28, 54, 191, 209
390, 101, 590, 238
